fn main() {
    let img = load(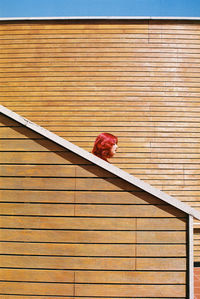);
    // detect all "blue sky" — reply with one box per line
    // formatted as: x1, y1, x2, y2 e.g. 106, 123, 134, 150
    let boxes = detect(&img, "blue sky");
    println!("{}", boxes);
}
0, 0, 200, 18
